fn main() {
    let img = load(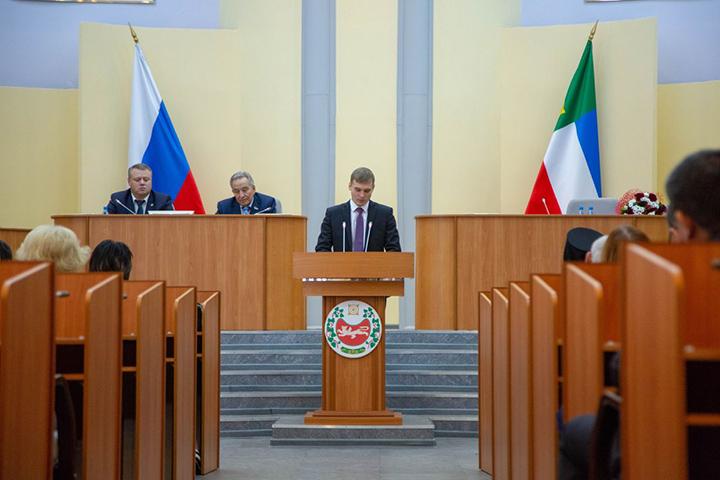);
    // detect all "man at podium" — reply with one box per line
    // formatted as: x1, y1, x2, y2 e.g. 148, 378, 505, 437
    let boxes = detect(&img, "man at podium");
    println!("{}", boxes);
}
315, 167, 401, 252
